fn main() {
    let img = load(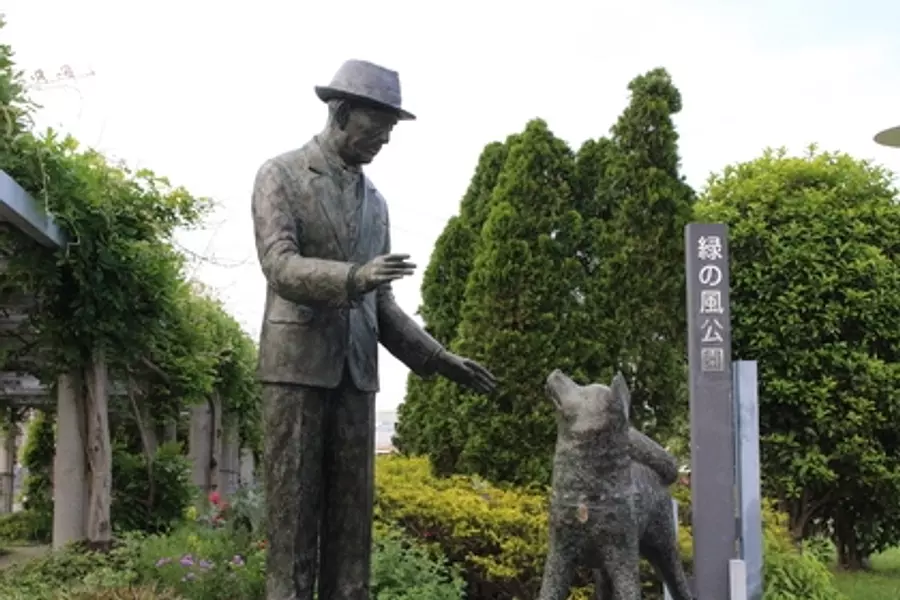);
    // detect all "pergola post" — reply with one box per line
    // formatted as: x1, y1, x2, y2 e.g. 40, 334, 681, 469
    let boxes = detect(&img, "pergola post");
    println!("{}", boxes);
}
53, 370, 87, 548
